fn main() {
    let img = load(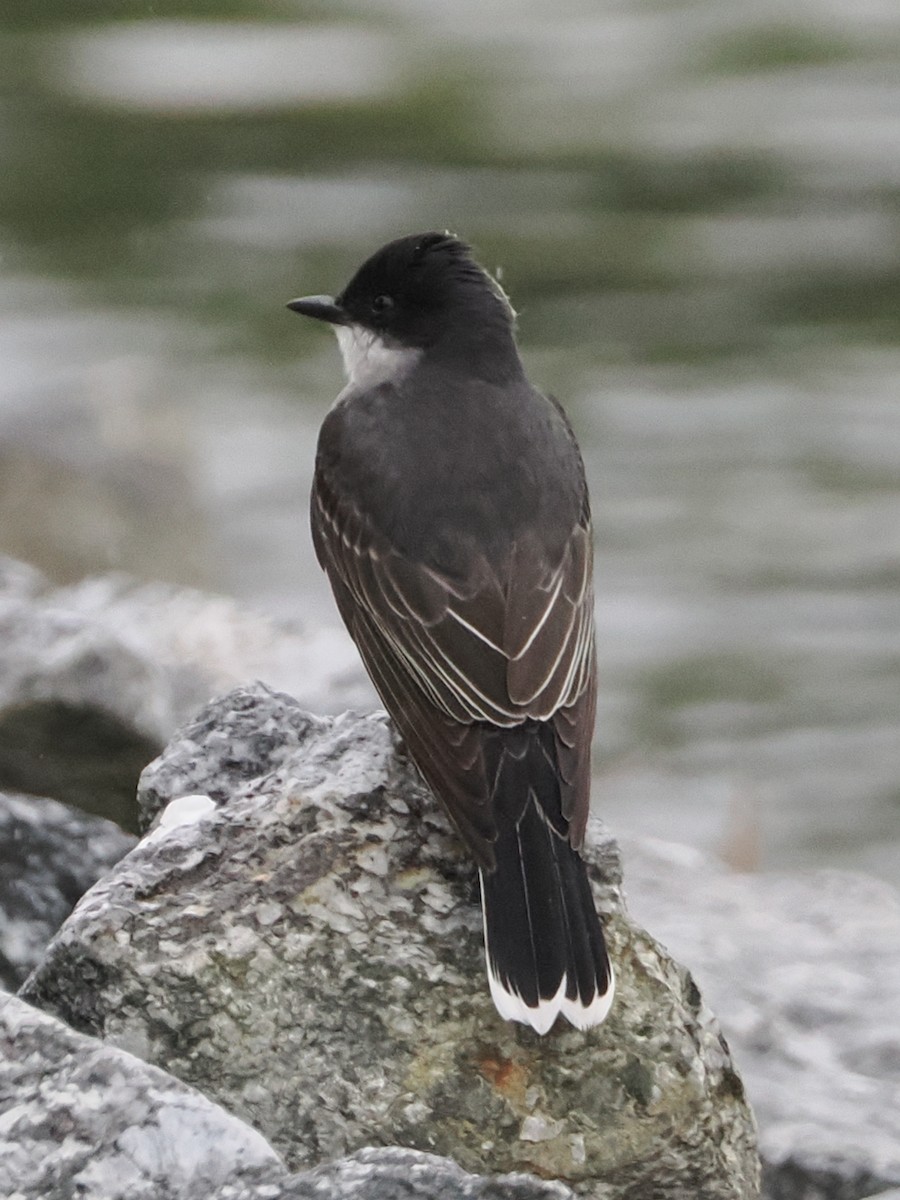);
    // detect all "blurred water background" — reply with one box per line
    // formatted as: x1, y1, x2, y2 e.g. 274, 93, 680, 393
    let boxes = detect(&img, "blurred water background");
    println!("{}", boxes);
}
1, 0, 898, 879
